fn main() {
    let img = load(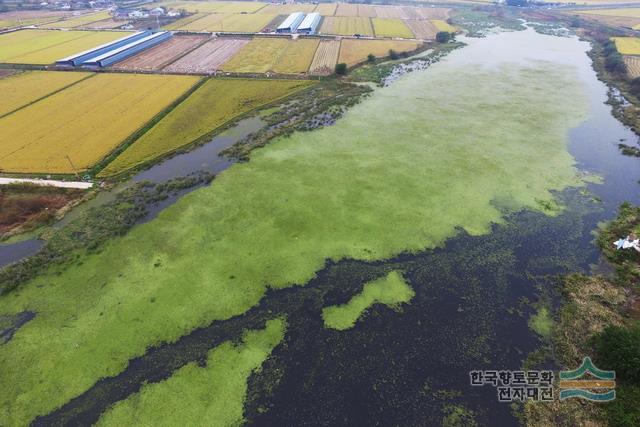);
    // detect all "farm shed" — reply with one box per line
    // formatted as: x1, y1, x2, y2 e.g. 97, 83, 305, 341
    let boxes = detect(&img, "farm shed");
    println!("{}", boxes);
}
277, 12, 305, 33
82, 32, 172, 67
297, 12, 320, 34
55, 31, 149, 66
